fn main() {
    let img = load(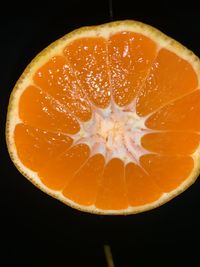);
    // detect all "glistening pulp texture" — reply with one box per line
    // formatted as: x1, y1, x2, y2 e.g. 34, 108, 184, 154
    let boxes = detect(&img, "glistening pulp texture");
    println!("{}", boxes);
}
14, 30, 200, 211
